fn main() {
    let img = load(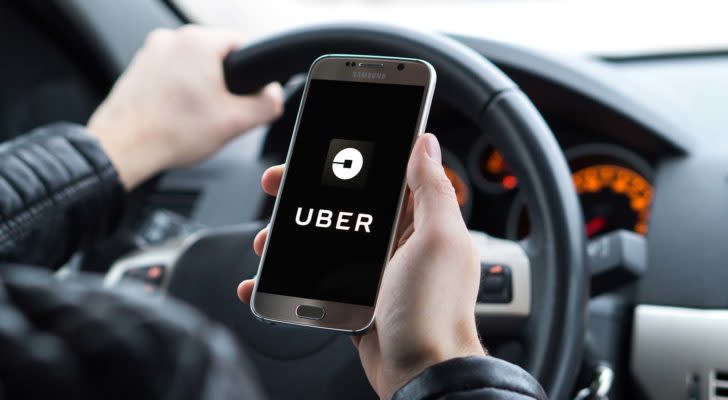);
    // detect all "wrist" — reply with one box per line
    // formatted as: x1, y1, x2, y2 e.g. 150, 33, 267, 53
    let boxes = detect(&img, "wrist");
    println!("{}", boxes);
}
87, 115, 164, 190
382, 331, 485, 399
